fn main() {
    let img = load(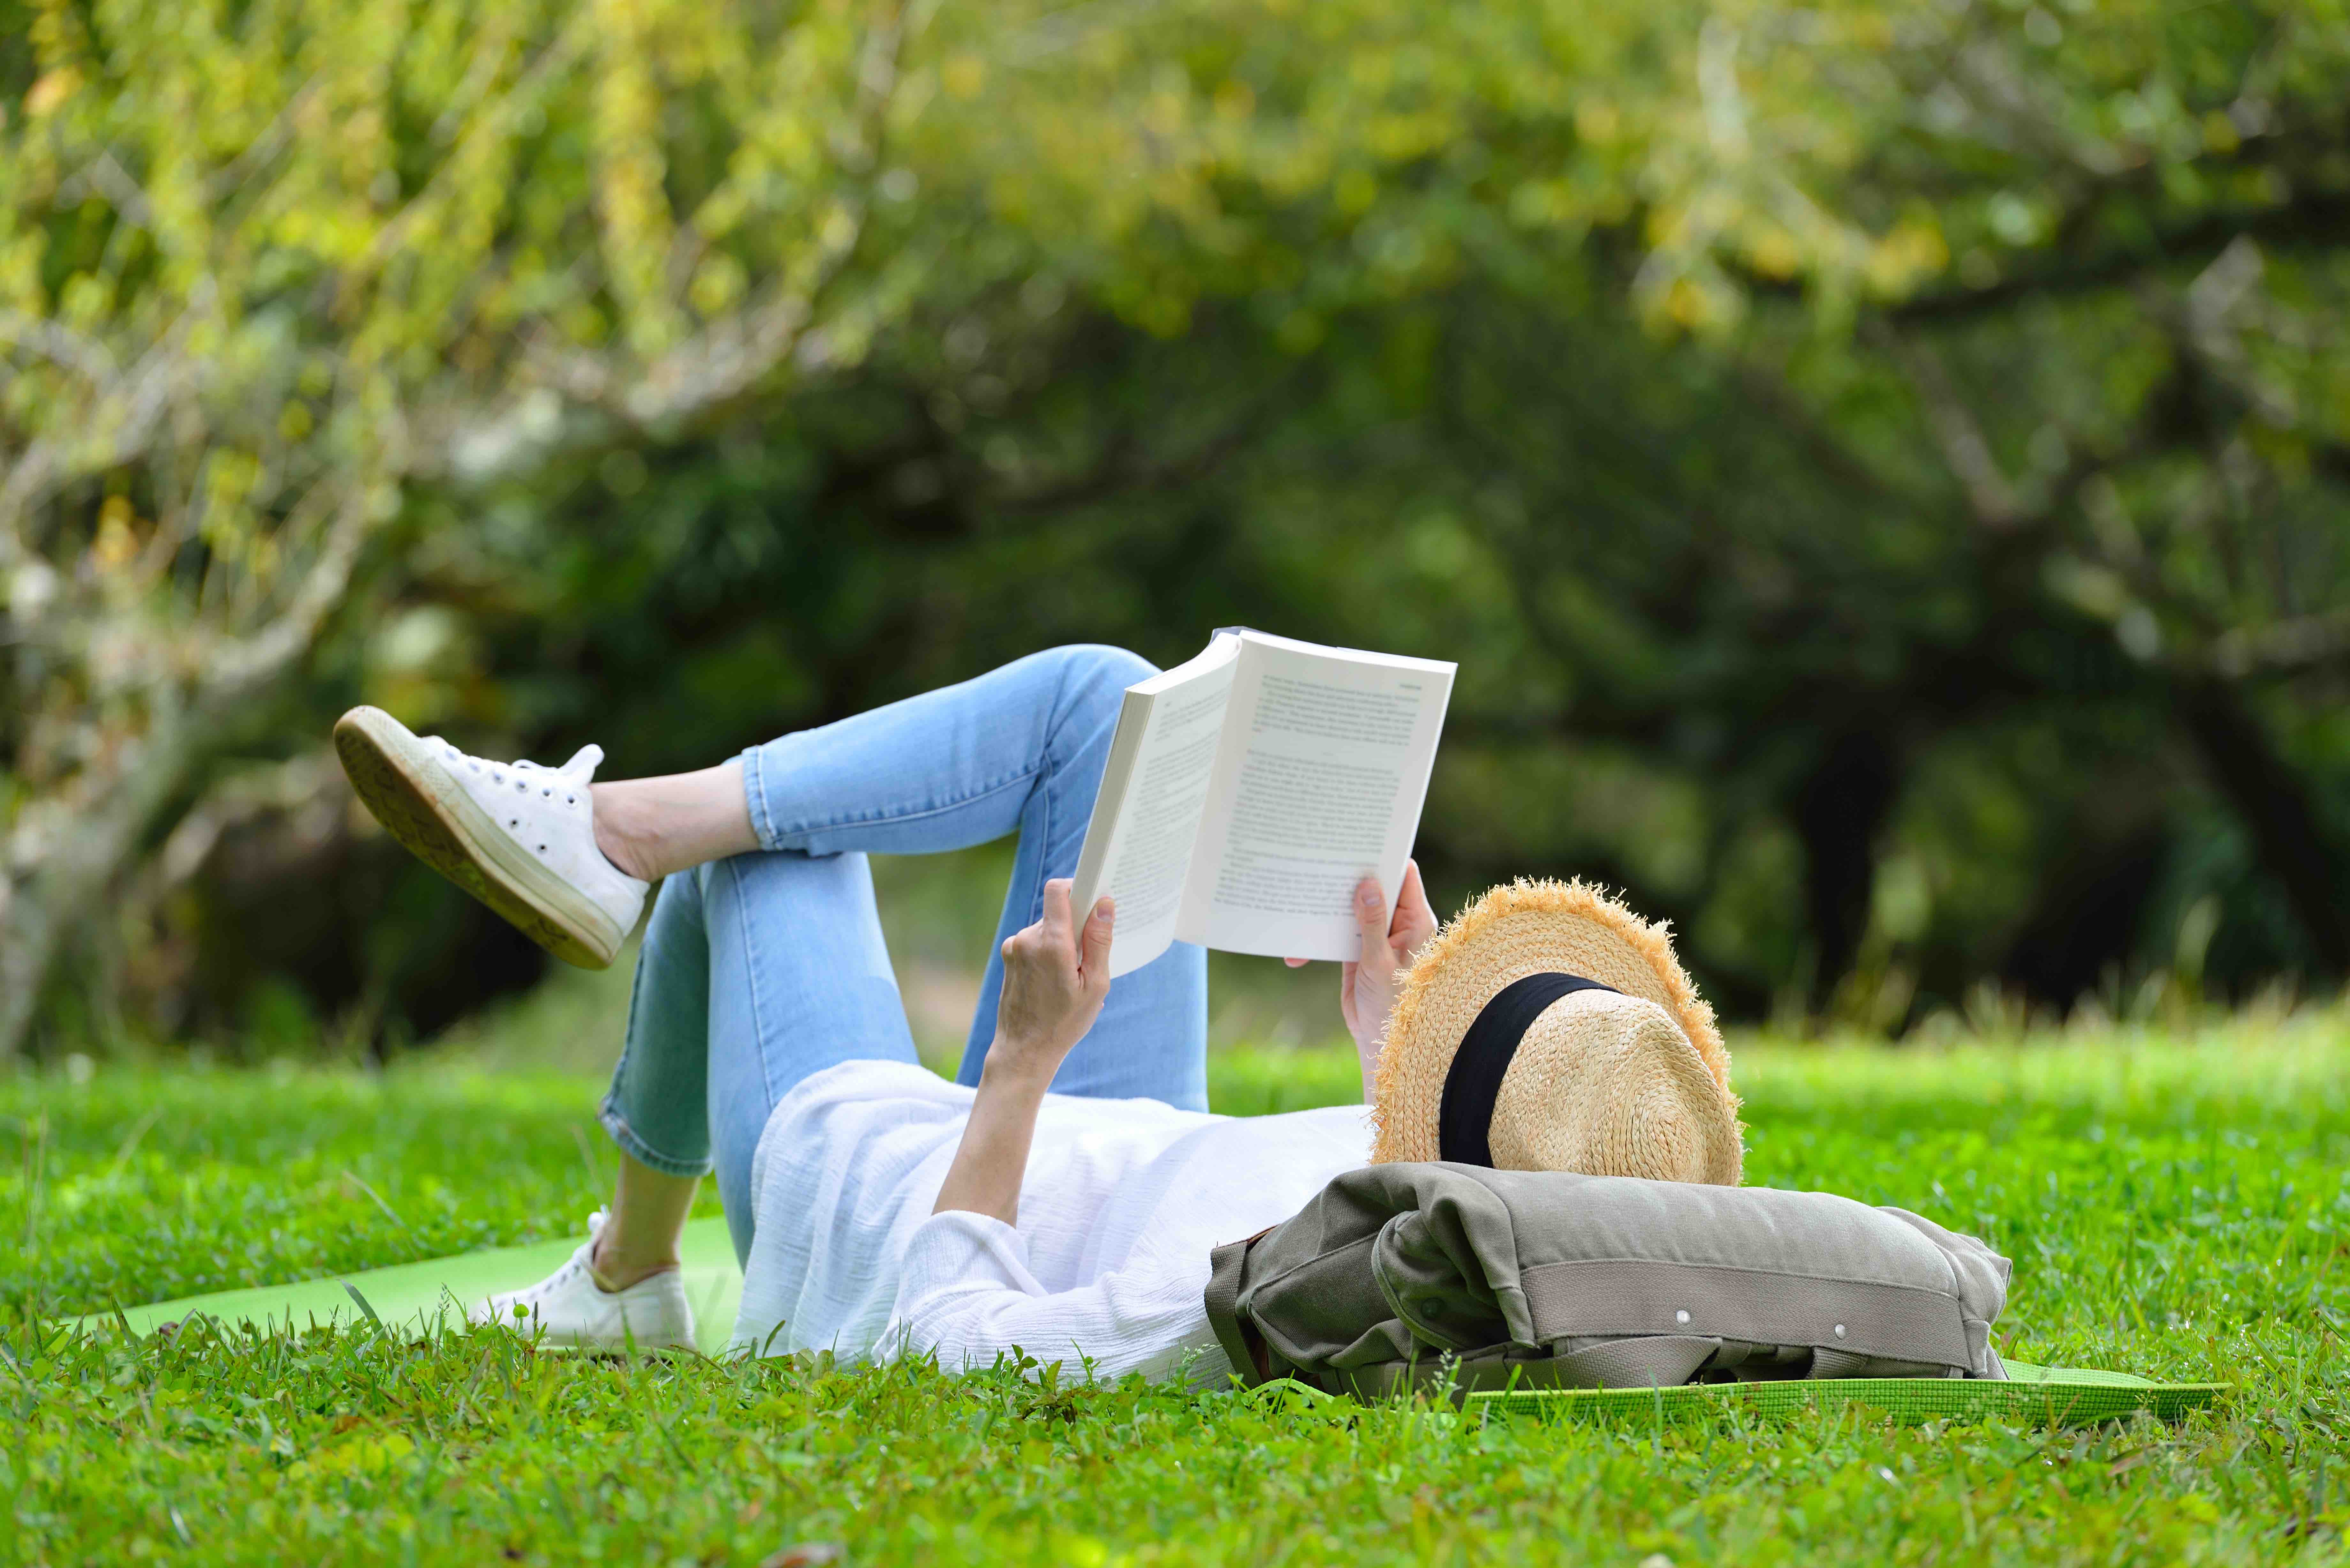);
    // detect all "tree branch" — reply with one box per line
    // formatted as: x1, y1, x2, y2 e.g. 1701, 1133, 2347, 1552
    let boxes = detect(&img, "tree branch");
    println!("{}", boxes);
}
2213, 609, 2350, 678
428, 2, 908, 488
0, 283, 215, 569
2174, 676, 2350, 976
0, 313, 120, 384
1886, 187, 2350, 326
1878, 329, 2023, 529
